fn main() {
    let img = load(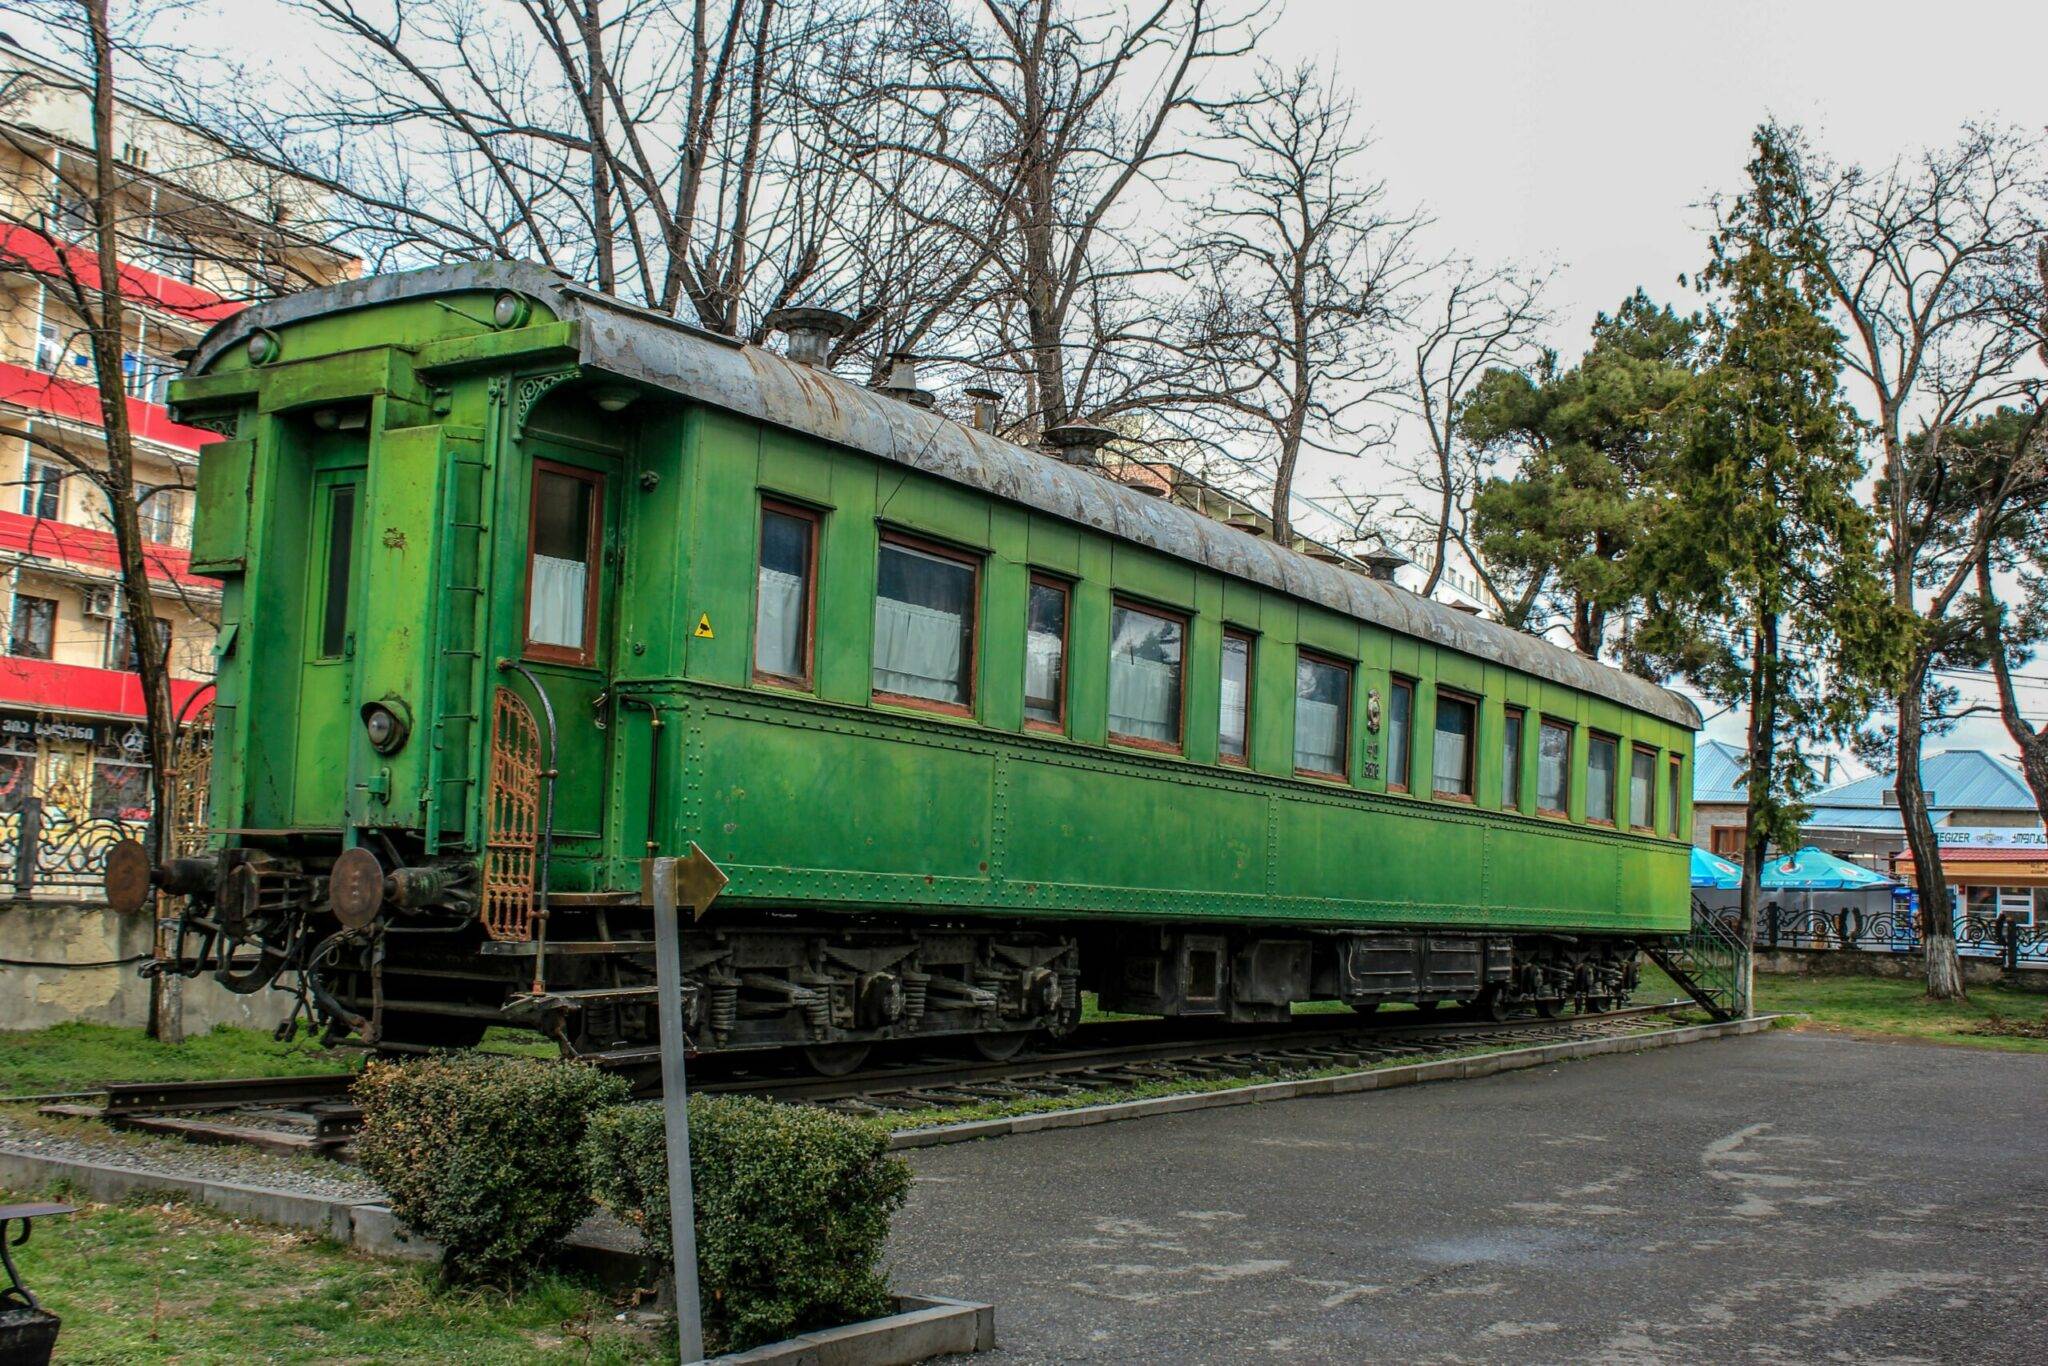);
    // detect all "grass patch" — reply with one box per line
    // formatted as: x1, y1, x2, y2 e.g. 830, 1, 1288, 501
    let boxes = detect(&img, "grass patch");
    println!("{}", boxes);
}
1752, 971, 2048, 1052
0, 1190, 662, 1364
0, 1022, 356, 1098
